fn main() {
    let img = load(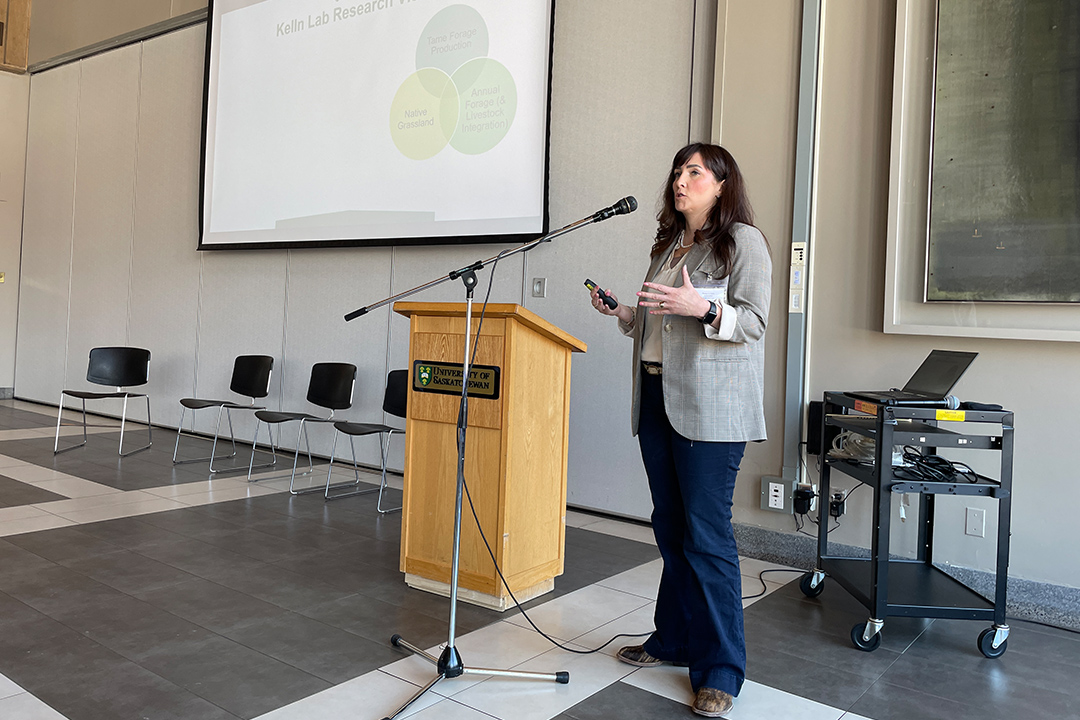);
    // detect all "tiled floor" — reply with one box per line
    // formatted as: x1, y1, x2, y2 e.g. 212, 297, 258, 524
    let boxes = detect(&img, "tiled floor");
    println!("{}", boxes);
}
0, 399, 1078, 719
